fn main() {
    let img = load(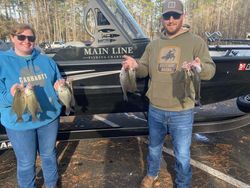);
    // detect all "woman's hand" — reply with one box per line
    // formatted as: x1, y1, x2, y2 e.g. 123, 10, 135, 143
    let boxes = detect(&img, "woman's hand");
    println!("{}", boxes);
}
10, 82, 24, 96
54, 79, 65, 91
